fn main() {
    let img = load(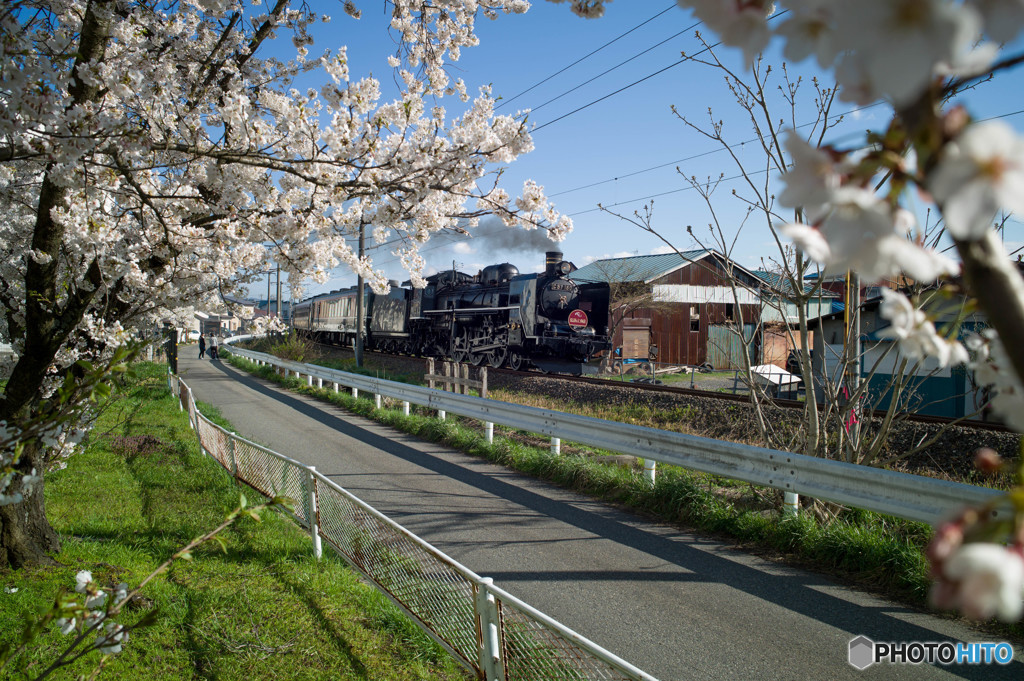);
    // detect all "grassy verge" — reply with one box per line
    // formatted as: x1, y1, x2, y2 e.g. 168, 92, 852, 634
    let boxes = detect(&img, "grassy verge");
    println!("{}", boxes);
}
0, 362, 468, 681
224, 351, 1024, 643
